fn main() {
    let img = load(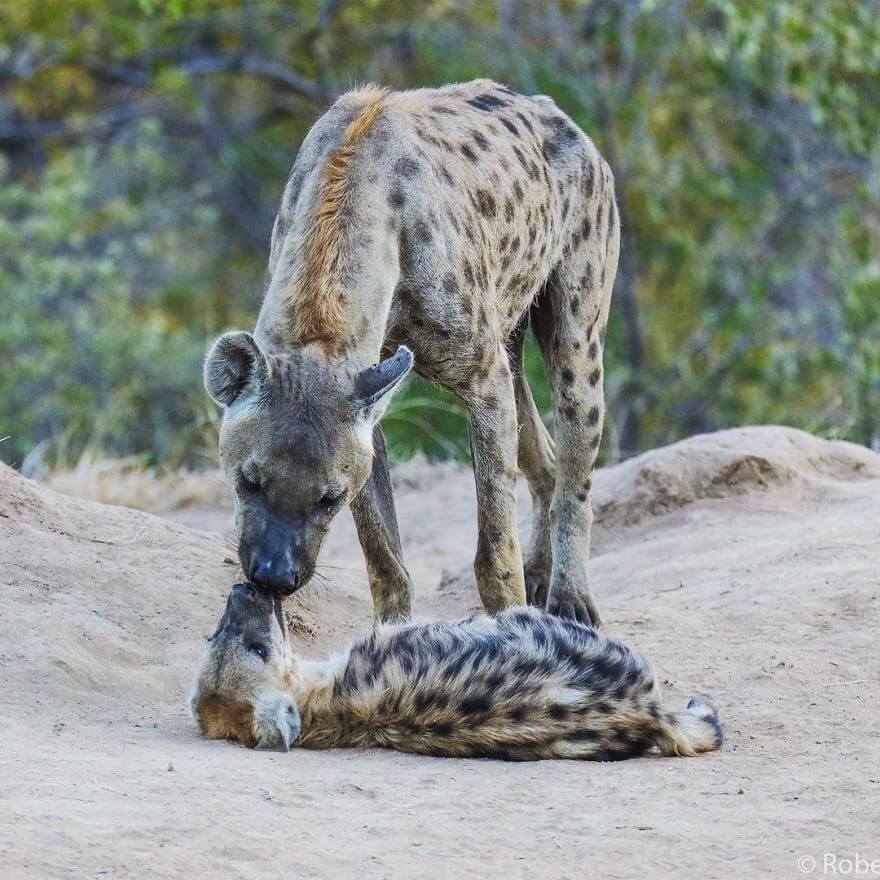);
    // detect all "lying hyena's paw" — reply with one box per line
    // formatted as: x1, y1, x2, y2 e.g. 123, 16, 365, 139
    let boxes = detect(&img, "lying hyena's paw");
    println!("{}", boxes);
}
546, 585, 603, 628
253, 691, 301, 752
